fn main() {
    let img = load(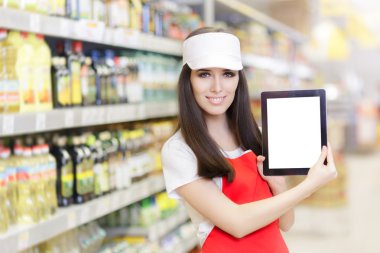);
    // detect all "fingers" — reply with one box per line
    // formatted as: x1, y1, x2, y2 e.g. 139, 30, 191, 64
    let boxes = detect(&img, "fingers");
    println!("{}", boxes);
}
317, 146, 328, 164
